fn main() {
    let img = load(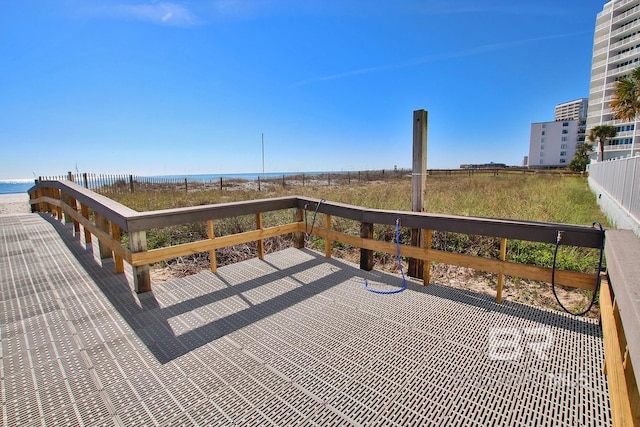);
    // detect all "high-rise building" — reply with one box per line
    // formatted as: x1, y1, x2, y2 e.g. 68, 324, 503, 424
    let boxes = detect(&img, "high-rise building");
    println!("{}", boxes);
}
528, 100, 587, 168
587, 0, 640, 160
555, 98, 588, 121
